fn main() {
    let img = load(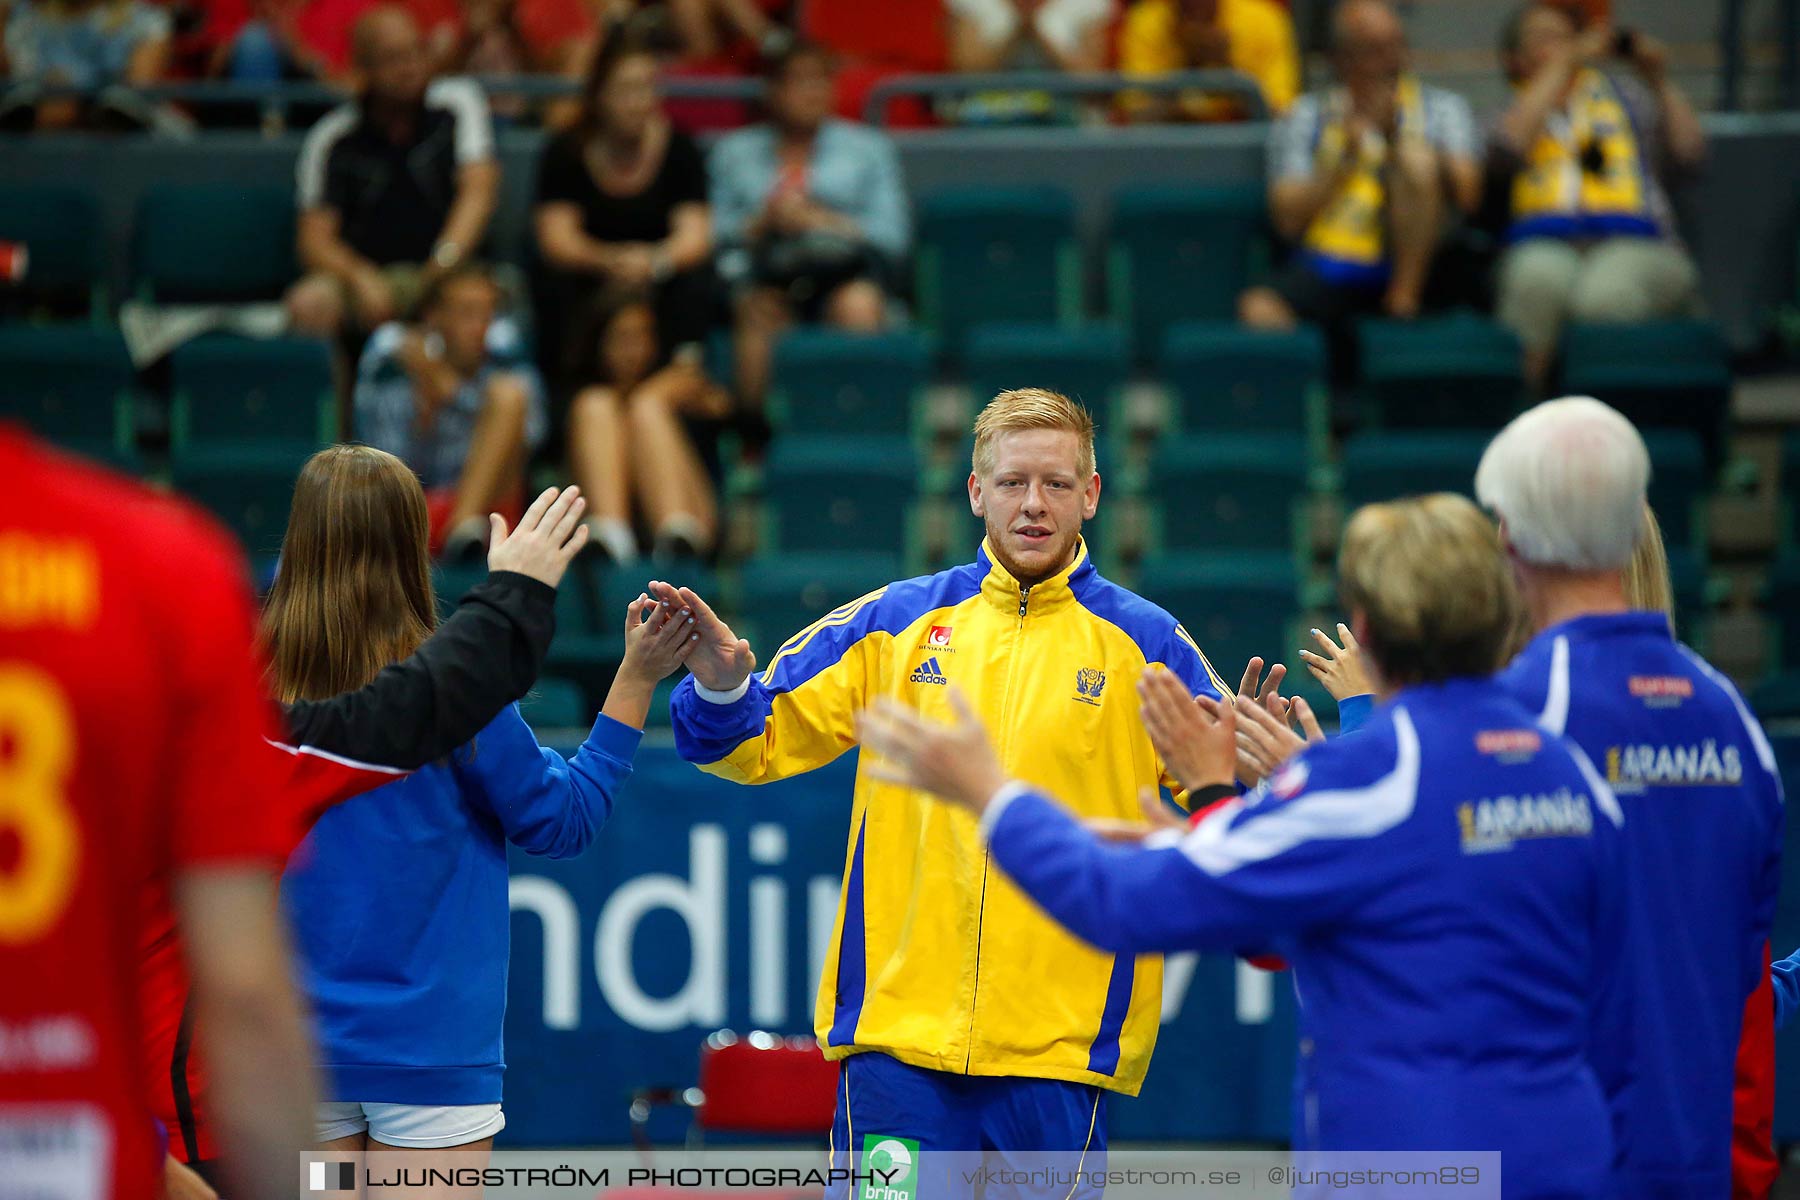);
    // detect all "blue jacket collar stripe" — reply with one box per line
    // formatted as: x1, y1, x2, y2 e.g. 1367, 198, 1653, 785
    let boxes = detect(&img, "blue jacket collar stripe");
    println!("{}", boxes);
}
1539, 634, 1572, 736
